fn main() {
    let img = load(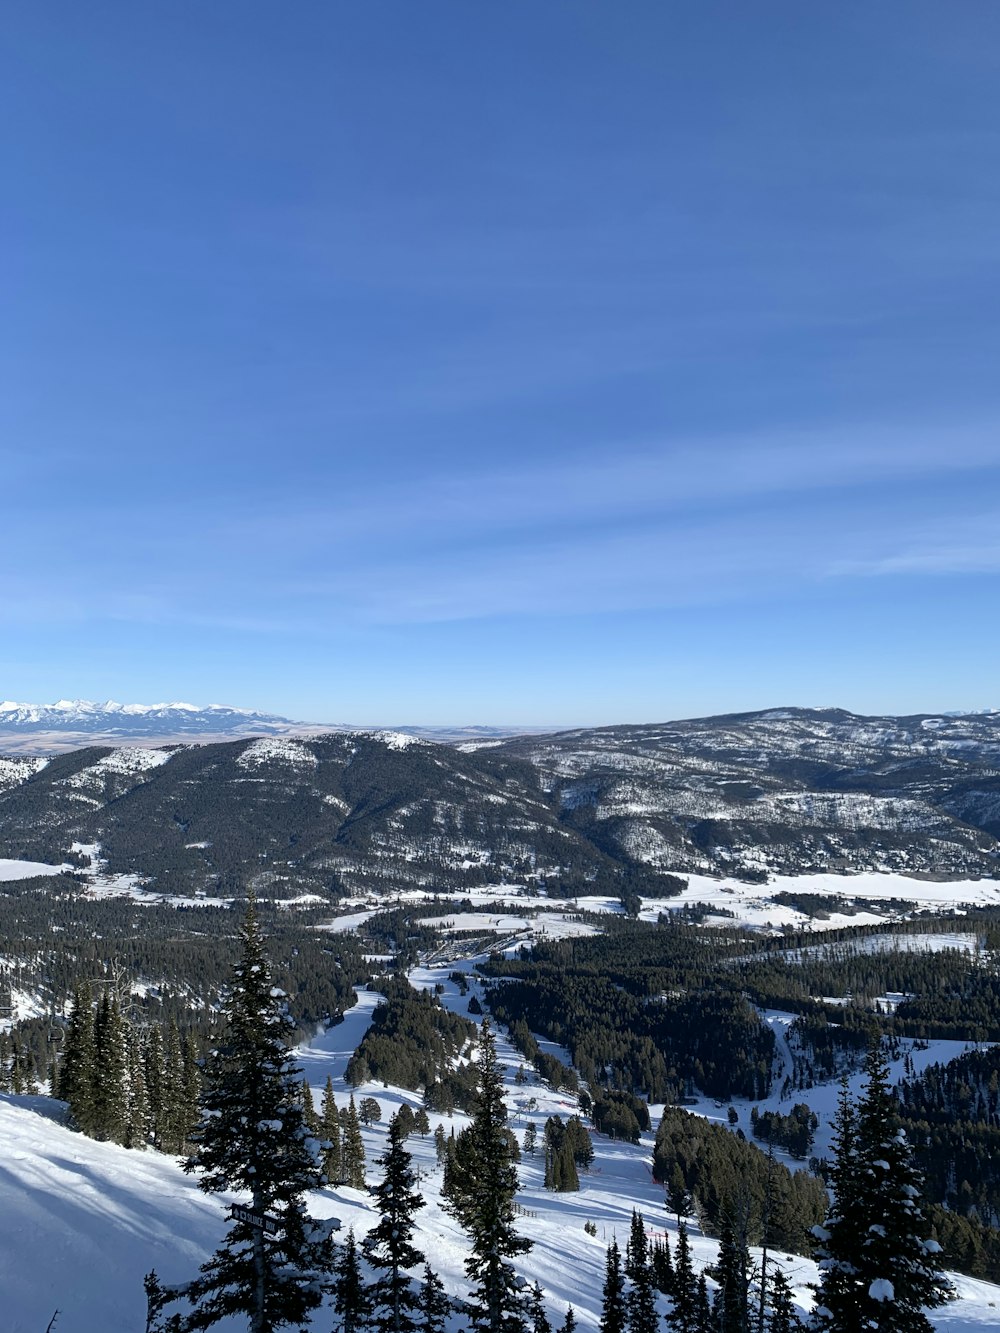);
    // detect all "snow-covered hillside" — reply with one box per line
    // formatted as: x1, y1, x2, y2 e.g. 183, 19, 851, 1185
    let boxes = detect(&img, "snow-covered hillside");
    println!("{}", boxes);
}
2, 961, 1000, 1332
